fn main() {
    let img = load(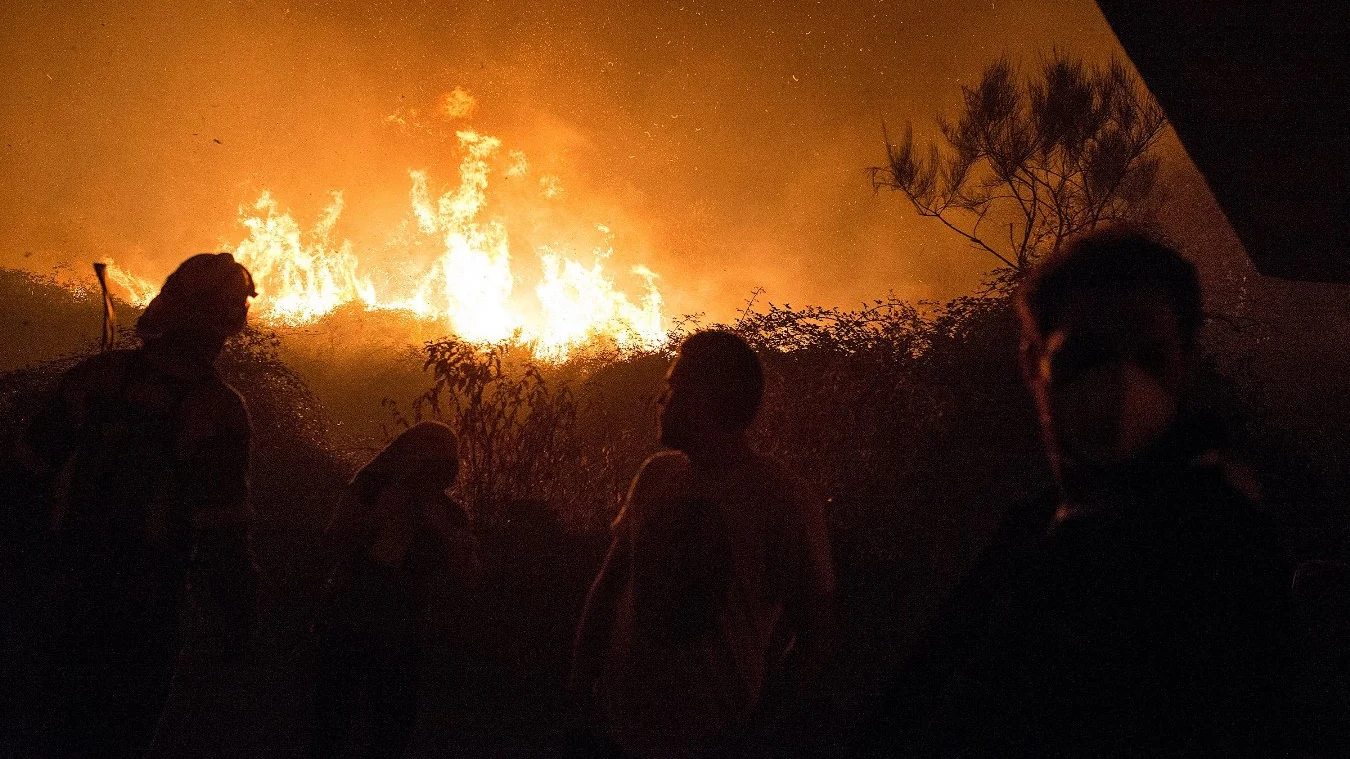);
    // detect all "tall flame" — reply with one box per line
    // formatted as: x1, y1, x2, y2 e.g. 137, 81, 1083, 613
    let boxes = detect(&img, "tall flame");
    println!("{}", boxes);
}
107, 126, 665, 360
104, 262, 158, 307
233, 190, 368, 324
